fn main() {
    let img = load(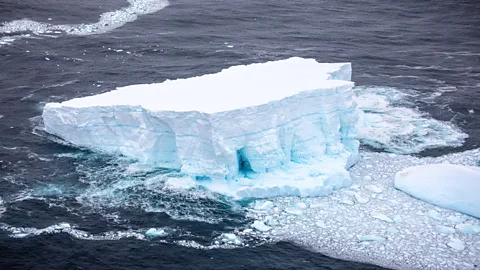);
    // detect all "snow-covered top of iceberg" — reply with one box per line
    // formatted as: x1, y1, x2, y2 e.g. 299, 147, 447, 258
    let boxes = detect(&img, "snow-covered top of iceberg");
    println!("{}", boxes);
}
49, 57, 352, 113
395, 164, 480, 218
